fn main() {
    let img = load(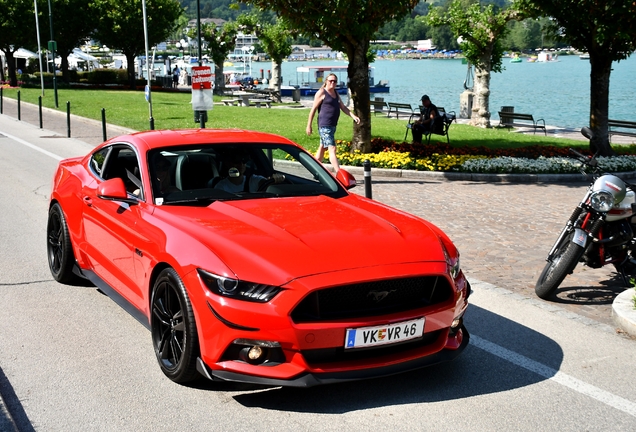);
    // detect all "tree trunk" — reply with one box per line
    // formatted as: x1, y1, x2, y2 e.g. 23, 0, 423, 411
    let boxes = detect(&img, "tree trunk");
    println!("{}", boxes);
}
347, 42, 371, 153
60, 51, 70, 84
270, 60, 282, 102
588, 53, 615, 156
214, 62, 224, 95
4, 51, 18, 87
125, 52, 136, 90
470, 55, 492, 128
